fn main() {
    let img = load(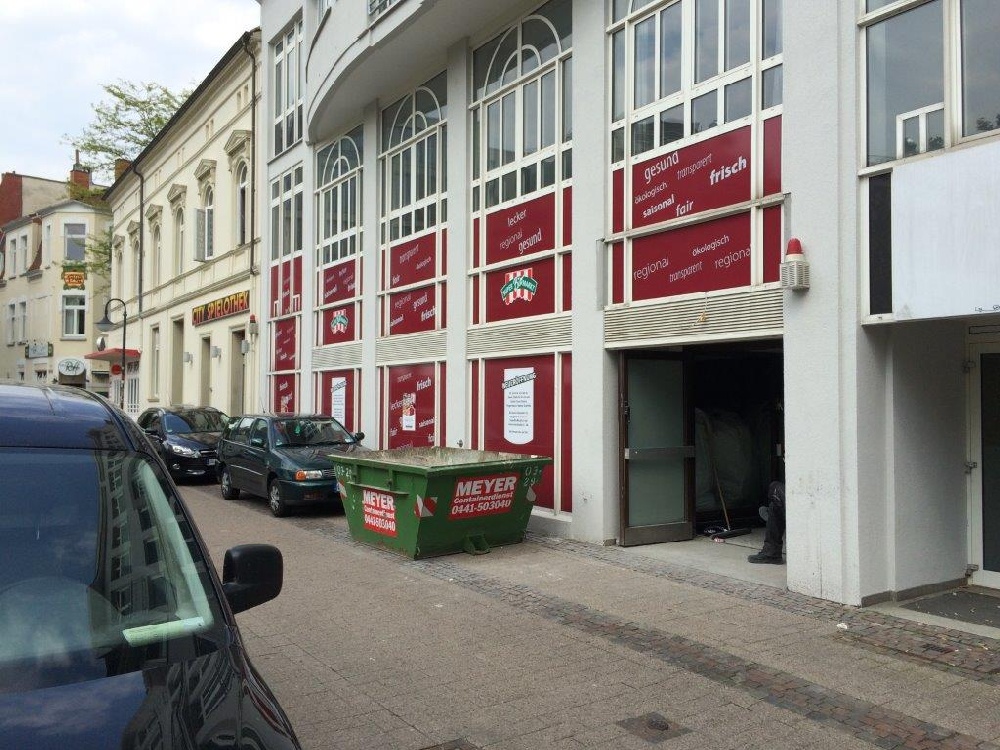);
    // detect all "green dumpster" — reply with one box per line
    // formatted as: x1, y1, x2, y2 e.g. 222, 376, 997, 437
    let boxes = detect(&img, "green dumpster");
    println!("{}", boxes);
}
331, 447, 551, 559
